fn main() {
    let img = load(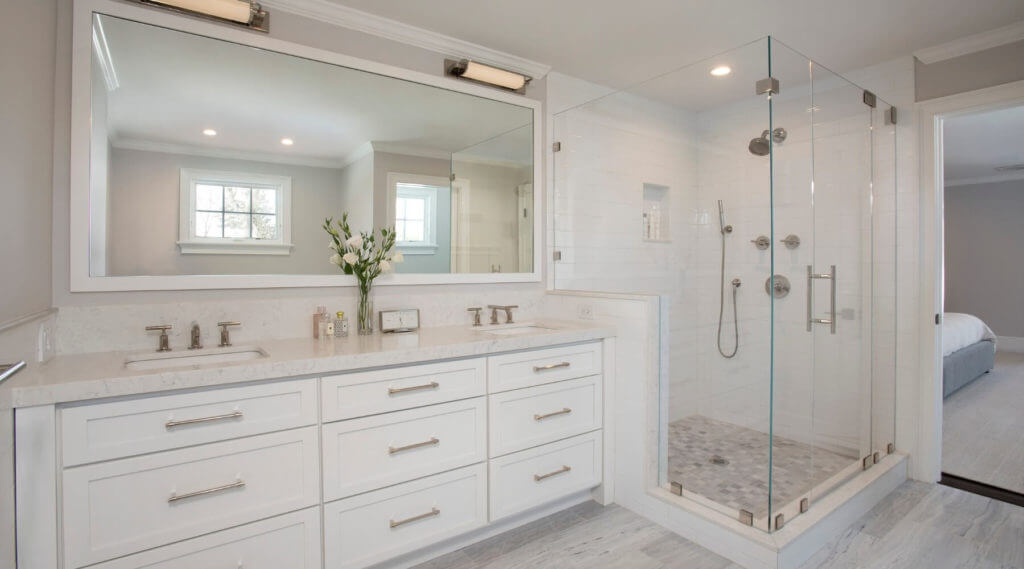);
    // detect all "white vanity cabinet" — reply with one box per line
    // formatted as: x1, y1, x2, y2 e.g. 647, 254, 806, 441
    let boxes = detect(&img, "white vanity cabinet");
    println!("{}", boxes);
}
15, 339, 608, 569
